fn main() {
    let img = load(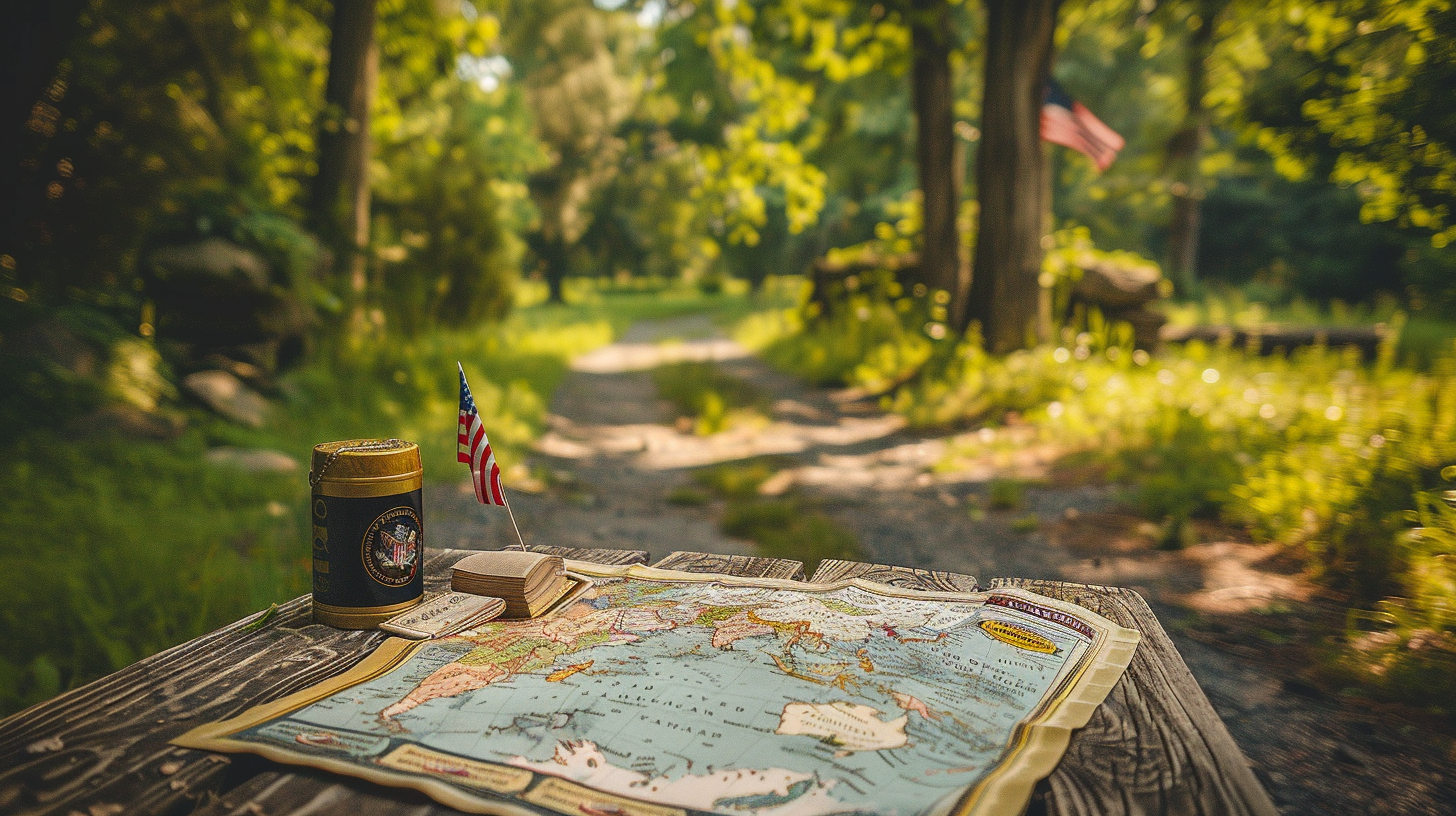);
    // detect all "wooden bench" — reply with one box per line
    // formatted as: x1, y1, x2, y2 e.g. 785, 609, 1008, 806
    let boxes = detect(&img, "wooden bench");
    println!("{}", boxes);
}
1160, 323, 1390, 358
0, 547, 1277, 816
